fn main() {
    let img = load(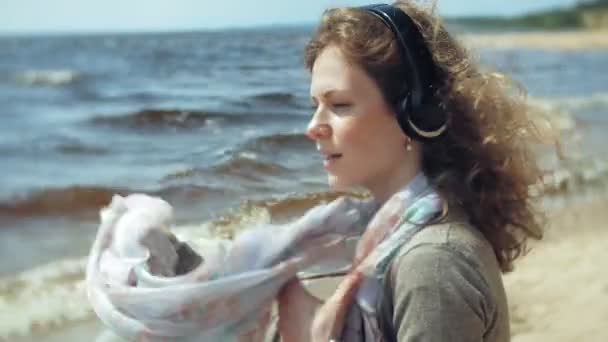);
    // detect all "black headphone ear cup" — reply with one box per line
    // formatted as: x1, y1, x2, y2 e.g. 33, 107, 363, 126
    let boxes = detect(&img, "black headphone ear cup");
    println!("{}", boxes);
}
408, 103, 449, 140
397, 99, 448, 141
398, 97, 410, 116
395, 97, 411, 137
